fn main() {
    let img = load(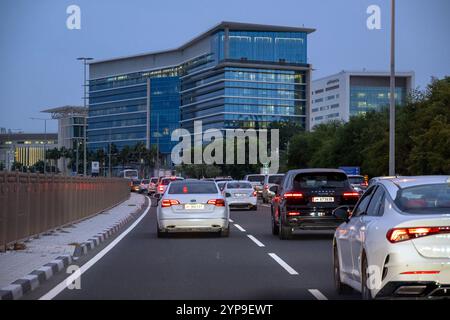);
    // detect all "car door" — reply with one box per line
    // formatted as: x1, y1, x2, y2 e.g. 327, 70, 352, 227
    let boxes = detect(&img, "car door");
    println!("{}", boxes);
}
340, 186, 376, 280
350, 186, 385, 283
